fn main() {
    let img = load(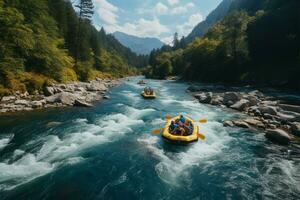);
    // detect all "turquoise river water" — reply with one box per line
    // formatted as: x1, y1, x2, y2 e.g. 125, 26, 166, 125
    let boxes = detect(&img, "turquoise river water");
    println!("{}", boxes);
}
0, 78, 299, 199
